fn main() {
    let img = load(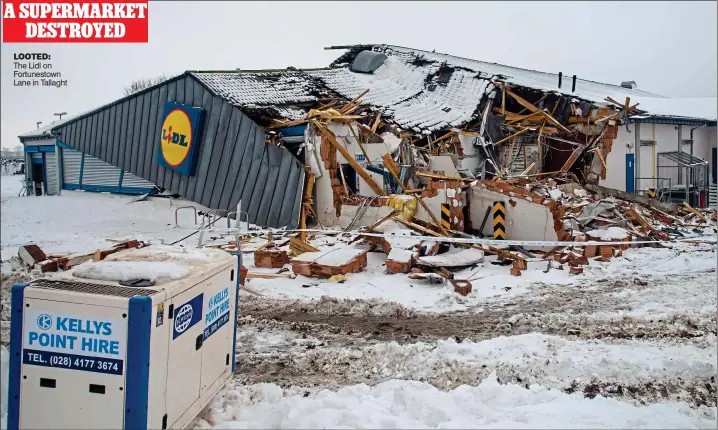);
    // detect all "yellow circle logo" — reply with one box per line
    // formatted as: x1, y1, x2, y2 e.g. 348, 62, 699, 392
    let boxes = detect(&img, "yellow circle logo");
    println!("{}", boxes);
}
161, 109, 192, 167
